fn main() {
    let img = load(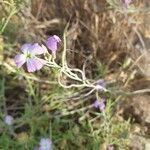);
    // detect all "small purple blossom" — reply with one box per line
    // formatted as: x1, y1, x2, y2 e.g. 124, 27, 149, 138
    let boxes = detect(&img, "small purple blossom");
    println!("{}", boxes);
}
39, 138, 52, 150
93, 99, 106, 111
107, 145, 114, 150
123, 0, 132, 8
97, 79, 106, 87
15, 43, 46, 72
95, 79, 107, 91
4, 115, 14, 125
46, 35, 61, 55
